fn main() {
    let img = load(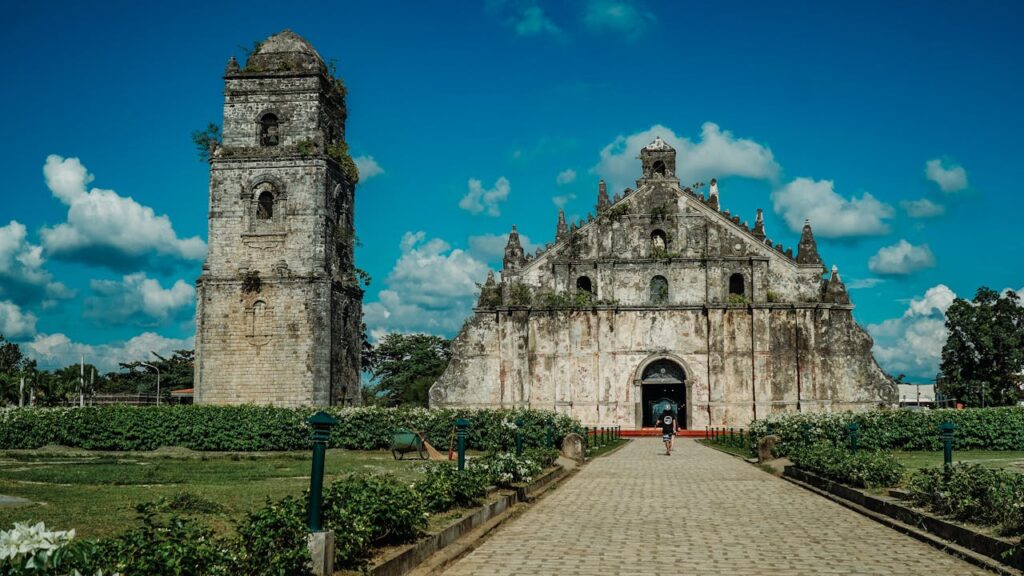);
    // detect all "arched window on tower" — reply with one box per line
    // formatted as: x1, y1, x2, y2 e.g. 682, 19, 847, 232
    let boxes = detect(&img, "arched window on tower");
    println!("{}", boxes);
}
576, 276, 593, 295
256, 191, 274, 220
729, 273, 745, 297
650, 275, 668, 304
259, 113, 280, 147
652, 160, 666, 176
